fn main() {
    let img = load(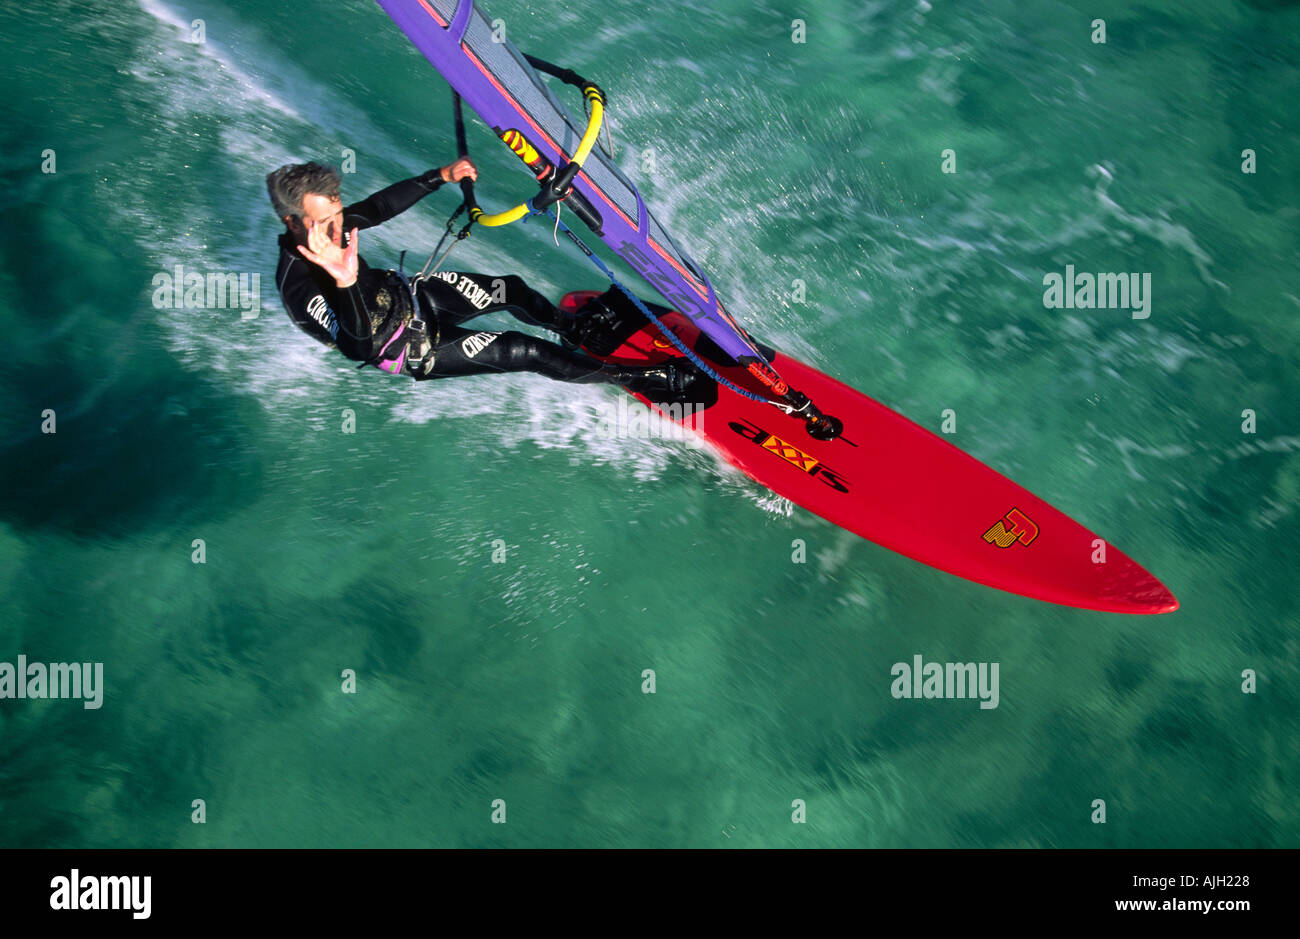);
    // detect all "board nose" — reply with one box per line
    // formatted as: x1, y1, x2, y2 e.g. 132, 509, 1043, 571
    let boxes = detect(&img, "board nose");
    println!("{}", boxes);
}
1098, 552, 1180, 614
